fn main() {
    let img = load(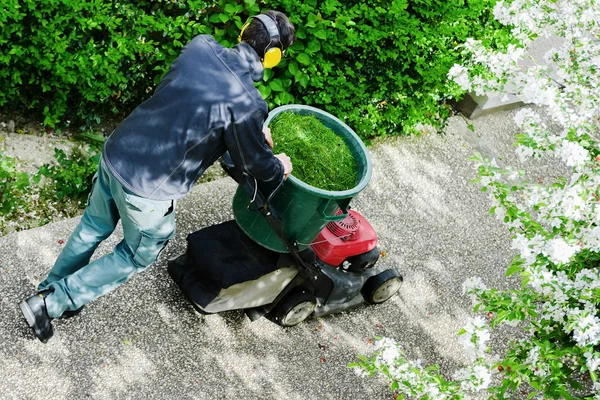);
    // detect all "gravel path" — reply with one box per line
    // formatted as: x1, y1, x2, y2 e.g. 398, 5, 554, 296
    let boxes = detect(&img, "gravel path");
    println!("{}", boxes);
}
0, 109, 562, 399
